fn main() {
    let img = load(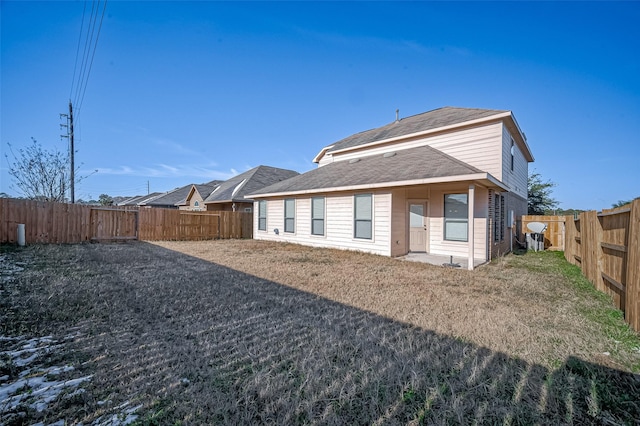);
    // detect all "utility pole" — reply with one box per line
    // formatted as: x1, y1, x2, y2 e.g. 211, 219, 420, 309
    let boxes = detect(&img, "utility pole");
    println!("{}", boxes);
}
69, 101, 75, 203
